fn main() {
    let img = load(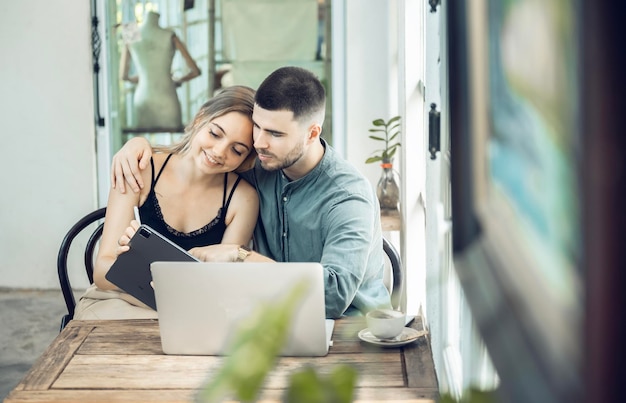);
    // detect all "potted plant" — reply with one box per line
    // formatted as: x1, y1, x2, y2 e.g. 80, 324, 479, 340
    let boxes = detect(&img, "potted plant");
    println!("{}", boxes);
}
365, 116, 401, 213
